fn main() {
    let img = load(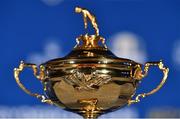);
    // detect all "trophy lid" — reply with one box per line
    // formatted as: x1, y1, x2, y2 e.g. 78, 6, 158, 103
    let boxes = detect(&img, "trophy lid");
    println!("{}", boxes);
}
43, 7, 139, 68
